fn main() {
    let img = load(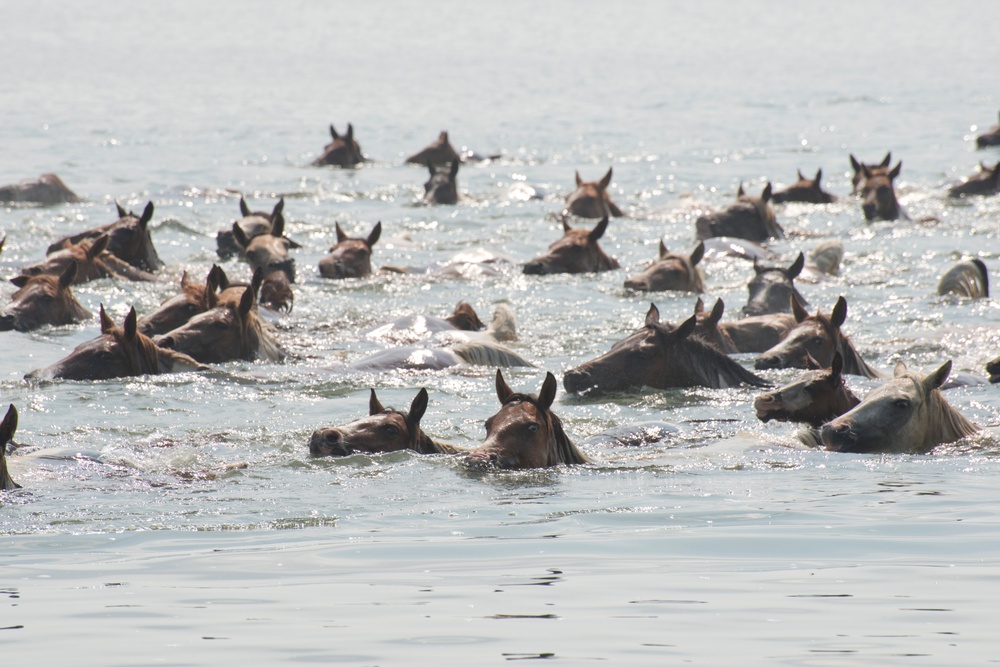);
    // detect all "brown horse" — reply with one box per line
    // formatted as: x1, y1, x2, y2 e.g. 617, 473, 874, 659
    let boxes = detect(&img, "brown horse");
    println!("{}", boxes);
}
1, 404, 20, 491
771, 169, 837, 204
25, 305, 207, 381
987, 356, 1000, 383
564, 168, 624, 218
319, 222, 382, 279
154, 286, 285, 364
624, 241, 705, 293
742, 252, 807, 317
692, 298, 738, 354
948, 161, 1000, 198
48, 201, 163, 272
849, 152, 891, 194
231, 212, 296, 311
406, 131, 463, 167
859, 160, 904, 221
0, 173, 80, 205
976, 112, 1000, 148
217, 197, 288, 259
754, 296, 880, 378
138, 266, 264, 336
754, 351, 860, 428
821, 360, 978, 454
695, 183, 784, 243
309, 388, 460, 457
19, 234, 156, 284
465, 370, 589, 469
563, 304, 770, 395
718, 312, 797, 354
523, 216, 619, 275
2, 263, 90, 332
312, 123, 365, 167
424, 161, 459, 204
937, 259, 989, 298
